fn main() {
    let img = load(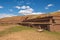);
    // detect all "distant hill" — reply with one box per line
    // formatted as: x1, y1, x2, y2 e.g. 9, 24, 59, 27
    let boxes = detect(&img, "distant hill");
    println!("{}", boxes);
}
0, 16, 27, 24
0, 12, 60, 24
